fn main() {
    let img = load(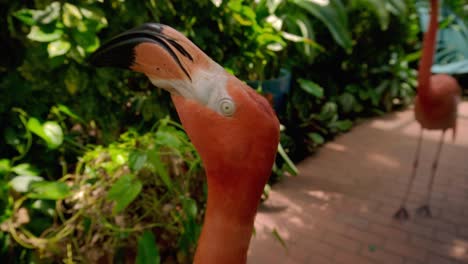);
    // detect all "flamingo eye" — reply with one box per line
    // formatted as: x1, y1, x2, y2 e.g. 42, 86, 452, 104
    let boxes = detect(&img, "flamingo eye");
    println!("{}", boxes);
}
218, 98, 236, 116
